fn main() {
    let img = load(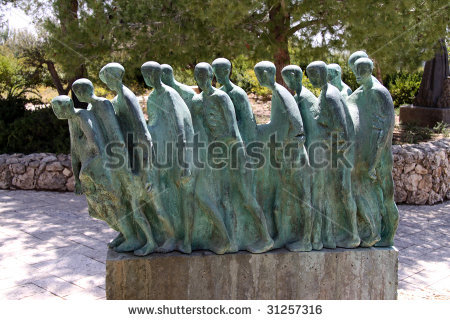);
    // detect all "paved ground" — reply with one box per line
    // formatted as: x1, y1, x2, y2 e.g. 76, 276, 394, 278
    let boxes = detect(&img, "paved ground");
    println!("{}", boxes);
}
0, 190, 448, 300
